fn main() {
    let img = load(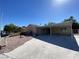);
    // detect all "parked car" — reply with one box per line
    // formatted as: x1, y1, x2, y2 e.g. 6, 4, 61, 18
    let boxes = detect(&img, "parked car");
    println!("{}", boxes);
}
20, 30, 33, 36
1, 31, 9, 37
